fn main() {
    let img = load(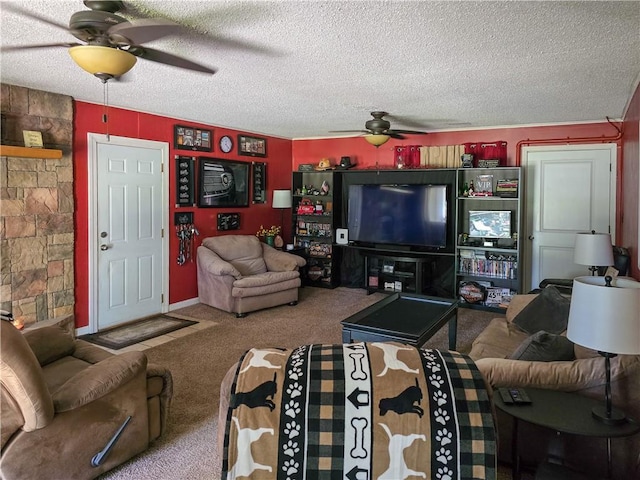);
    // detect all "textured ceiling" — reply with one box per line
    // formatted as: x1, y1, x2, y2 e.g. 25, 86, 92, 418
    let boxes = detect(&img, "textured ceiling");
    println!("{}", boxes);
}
1, 1, 639, 139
